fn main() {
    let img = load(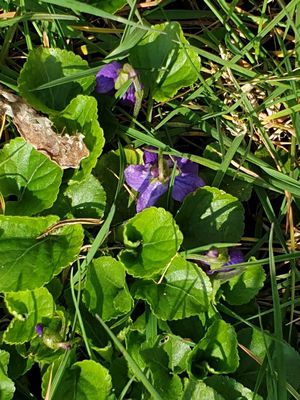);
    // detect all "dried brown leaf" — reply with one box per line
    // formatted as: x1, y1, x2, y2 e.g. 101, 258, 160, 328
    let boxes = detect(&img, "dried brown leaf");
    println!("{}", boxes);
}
0, 85, 89, 169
